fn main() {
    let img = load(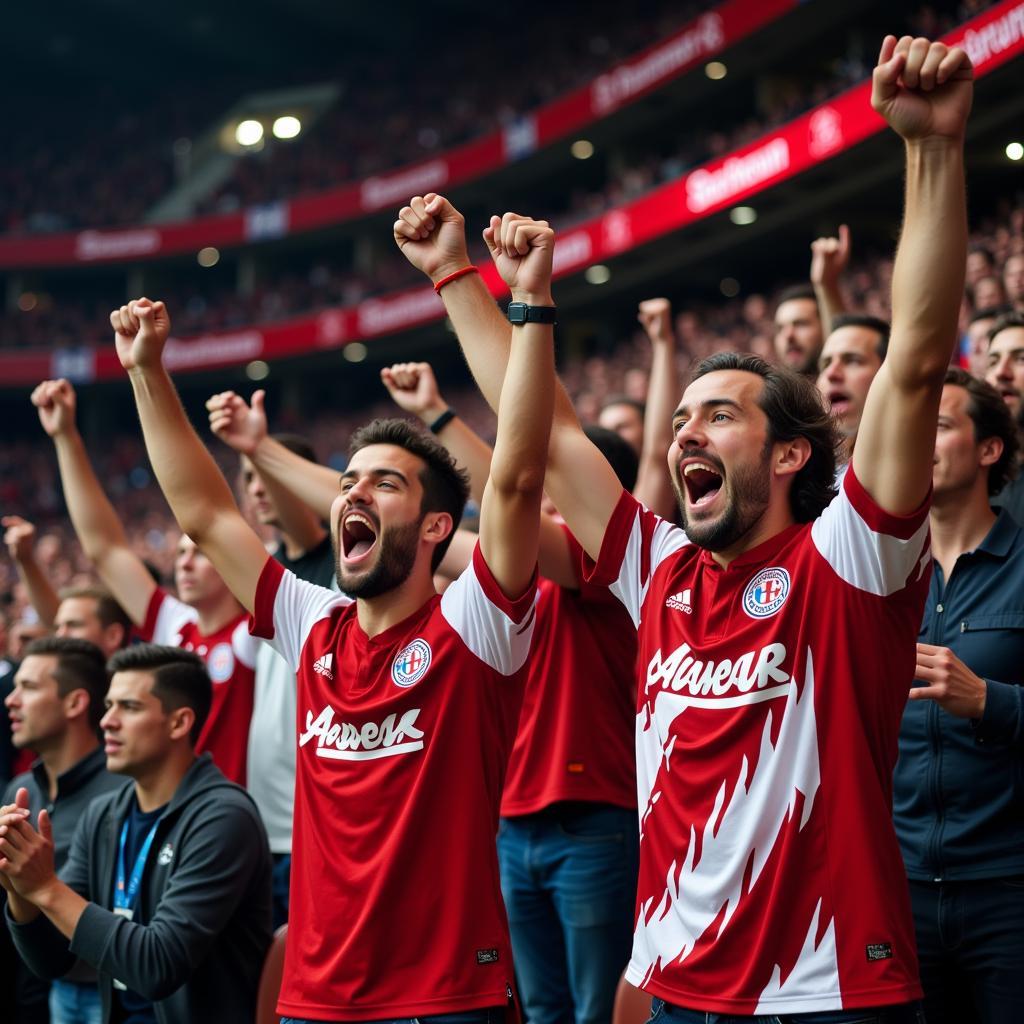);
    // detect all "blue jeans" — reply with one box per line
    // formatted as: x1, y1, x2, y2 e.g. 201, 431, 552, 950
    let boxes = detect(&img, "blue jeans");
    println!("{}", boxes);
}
49, 979, 103, 1024
647, 998, 925, 1023
911, 876, 1024, 1024
281, 1011, 505, 1023
497, 802, 639, 1024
